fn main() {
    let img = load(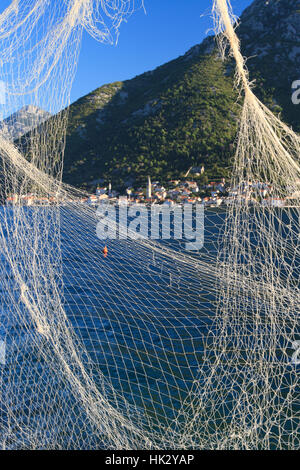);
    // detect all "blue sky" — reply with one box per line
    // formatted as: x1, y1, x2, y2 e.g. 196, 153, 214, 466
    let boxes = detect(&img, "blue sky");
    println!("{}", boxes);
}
72, 0, 253, 104
0, 0, 253, 108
